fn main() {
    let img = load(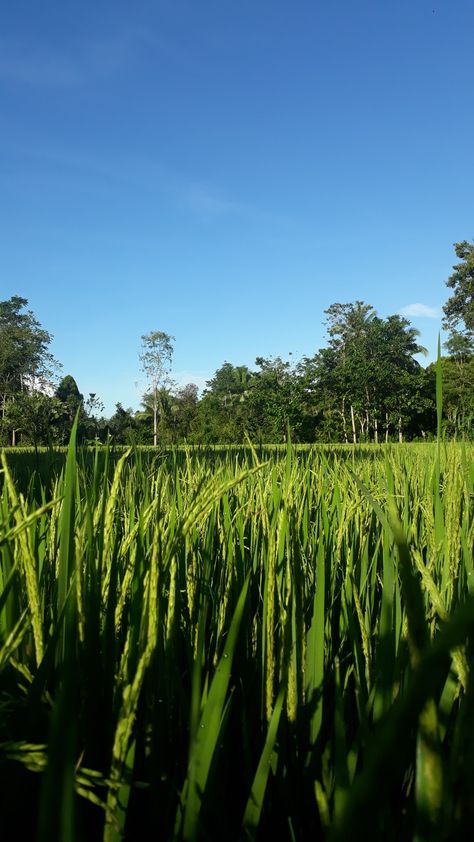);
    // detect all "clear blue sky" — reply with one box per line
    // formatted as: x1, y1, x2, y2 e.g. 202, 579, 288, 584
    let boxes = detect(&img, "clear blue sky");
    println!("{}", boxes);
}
1, 0, 473, 414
